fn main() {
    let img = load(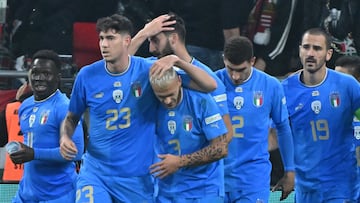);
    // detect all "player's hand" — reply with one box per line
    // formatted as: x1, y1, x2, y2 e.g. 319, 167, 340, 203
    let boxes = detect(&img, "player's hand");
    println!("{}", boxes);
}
142, 14, 175, 38
150, 55, 179, 77
272, 171, 294, 201
9, 142, 34, 164
60, 135, 77, 160
149, 154, 181, 179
